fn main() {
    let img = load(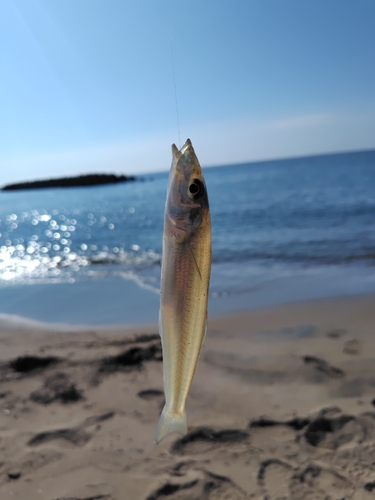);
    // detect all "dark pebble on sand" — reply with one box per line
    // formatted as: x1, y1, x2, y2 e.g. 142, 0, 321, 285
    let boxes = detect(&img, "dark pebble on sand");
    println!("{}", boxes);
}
8, 472, 21, 480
